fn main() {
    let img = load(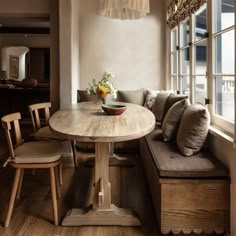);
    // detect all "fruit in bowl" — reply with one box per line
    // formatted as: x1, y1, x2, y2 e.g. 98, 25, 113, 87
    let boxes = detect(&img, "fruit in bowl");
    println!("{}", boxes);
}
101, 104, 127, 115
